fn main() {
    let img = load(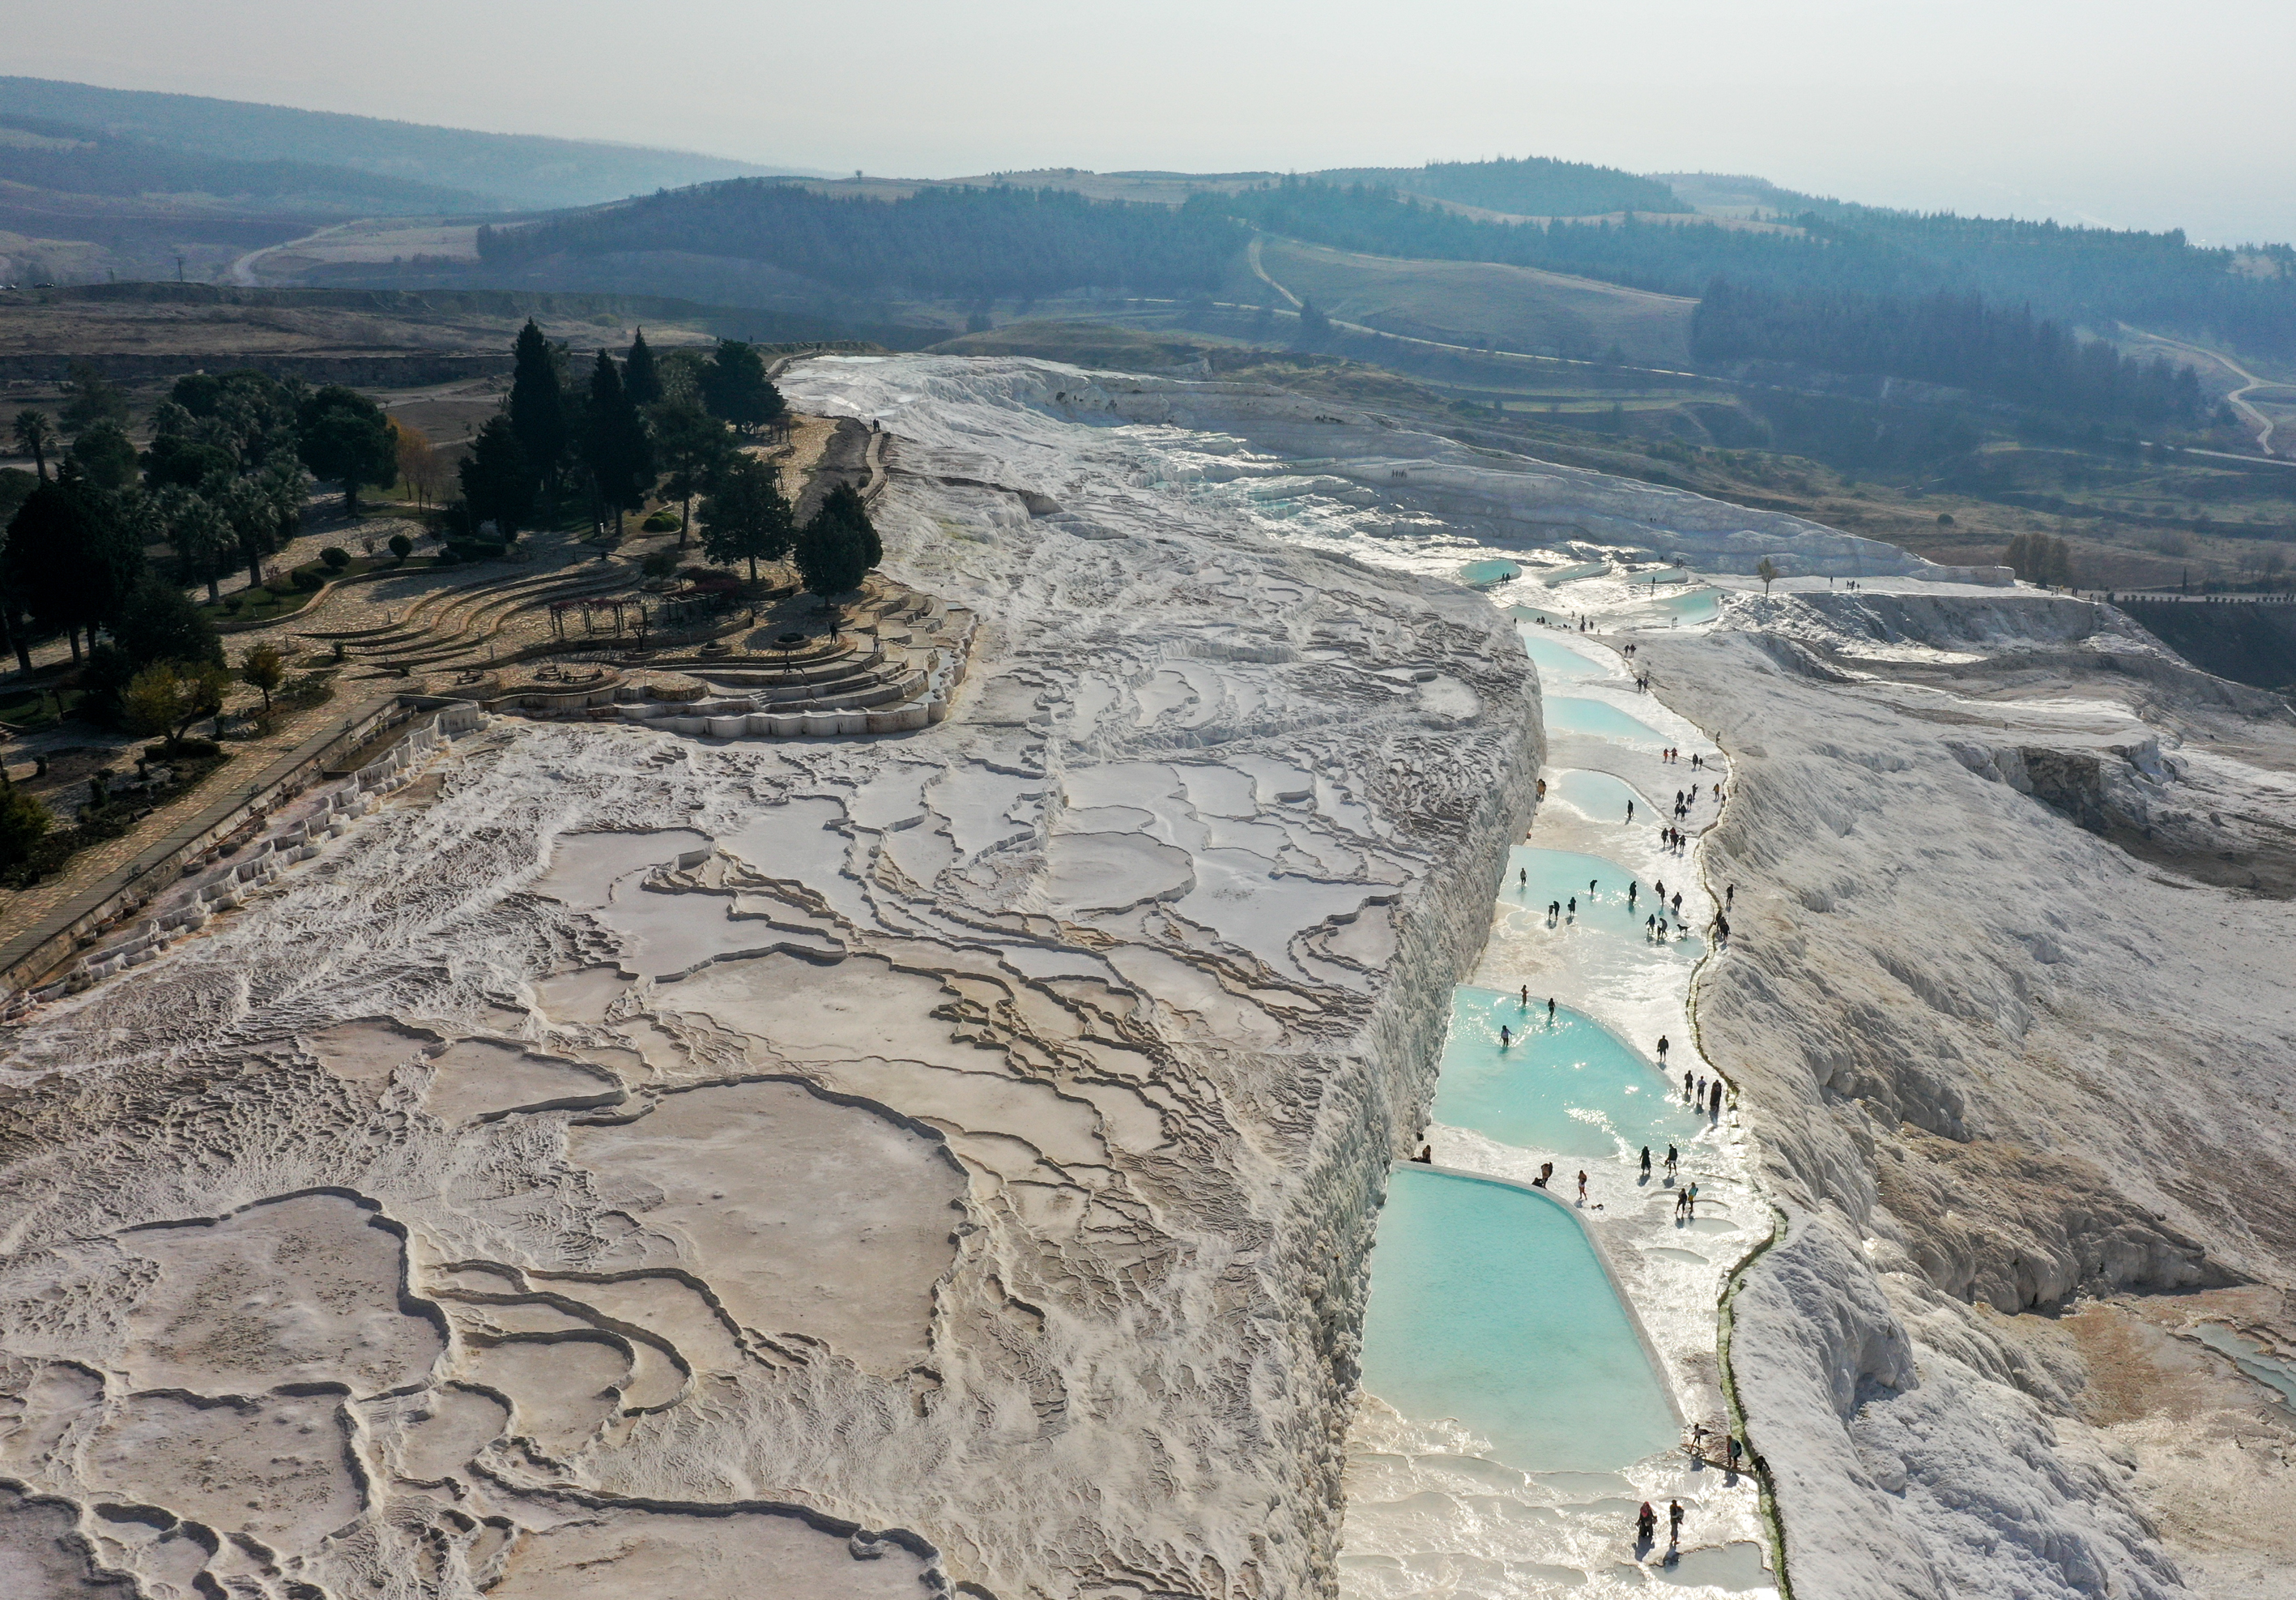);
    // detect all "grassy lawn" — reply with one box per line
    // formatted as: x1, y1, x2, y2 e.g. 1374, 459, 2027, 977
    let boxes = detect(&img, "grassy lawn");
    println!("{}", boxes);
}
0, 682, 82, 734
198, 555, 445, 628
